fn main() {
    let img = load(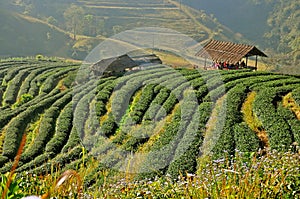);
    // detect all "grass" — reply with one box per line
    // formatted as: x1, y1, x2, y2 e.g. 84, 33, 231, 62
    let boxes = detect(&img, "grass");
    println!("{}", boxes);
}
245, 58, 270, 71
242, 91, 269, 148
283, 93, 300, 120
152, 50, 193, 68
2, 148, 299, 198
